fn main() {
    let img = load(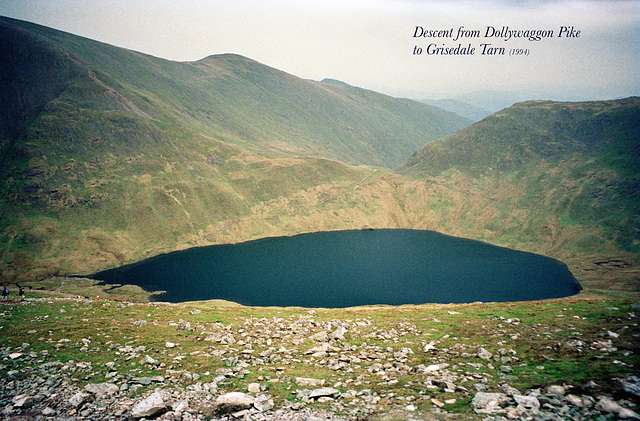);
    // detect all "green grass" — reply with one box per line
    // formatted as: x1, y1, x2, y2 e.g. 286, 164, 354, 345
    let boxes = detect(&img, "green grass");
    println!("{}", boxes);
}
1, 293, 638, 418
